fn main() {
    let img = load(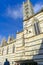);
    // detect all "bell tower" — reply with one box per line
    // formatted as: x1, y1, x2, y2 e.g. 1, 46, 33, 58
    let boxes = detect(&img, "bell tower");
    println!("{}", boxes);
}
23, 0, 34, 20
23, 0, 35, 38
